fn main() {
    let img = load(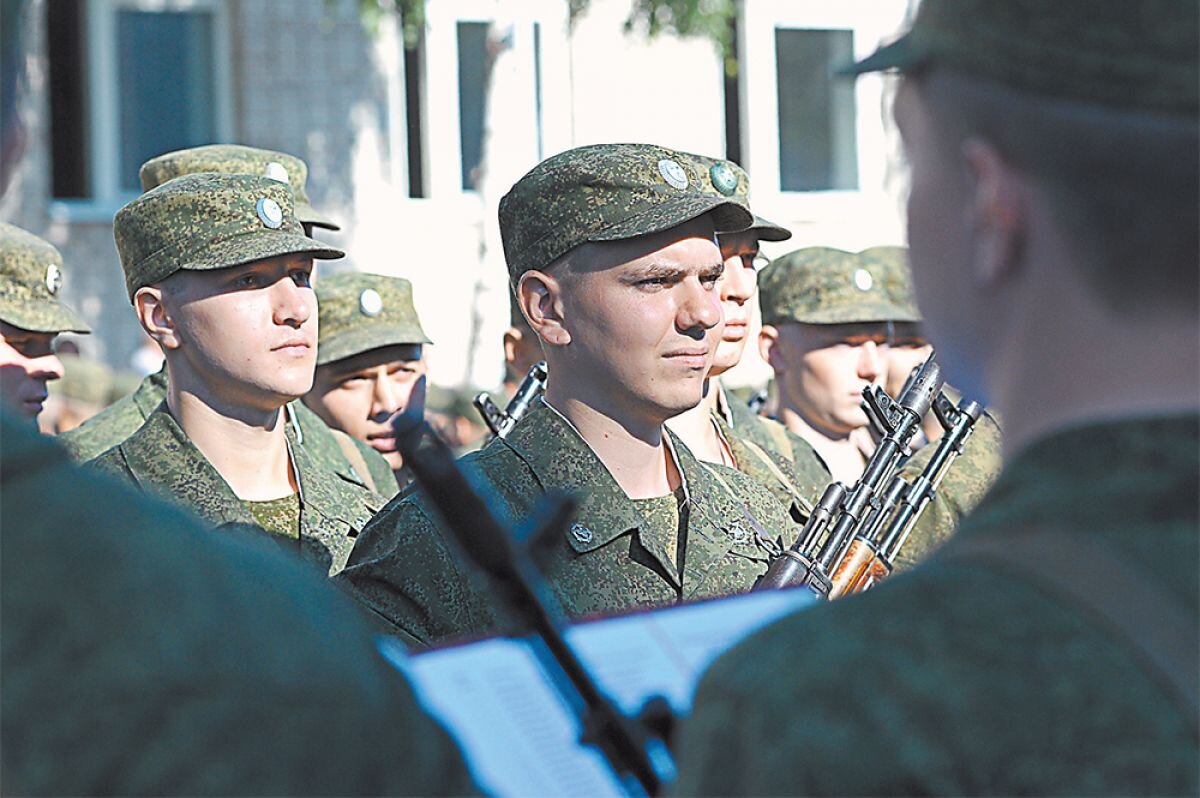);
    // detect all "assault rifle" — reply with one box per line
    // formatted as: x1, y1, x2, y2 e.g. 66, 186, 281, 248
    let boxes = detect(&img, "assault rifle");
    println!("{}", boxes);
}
756, 354, 944, 597
391, 407, 675, 796
474, 360, 549, 439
